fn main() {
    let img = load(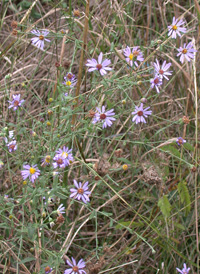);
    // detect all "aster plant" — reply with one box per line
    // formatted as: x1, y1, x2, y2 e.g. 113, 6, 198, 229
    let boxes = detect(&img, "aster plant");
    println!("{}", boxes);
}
30, 29, 50, 50
176, 263, 190, 274
7, 140, 17, 153
8, 94, 24, 111
153, 59, 172, 80
177, 42, 196, 63
132, 103, 152, 124
21, 164, 40, 183
55, 146, 74, 166
86, 52, 112, 76
62, 72, 77, 88
92, 106, 116, 129
70, 180, 91, 204
150, 75, 162, 93
176, 137, 186, 146
64, 257, 86, 274
57, 204, 65, 215
168, 17, 187, 39
123, 46, 144, 67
